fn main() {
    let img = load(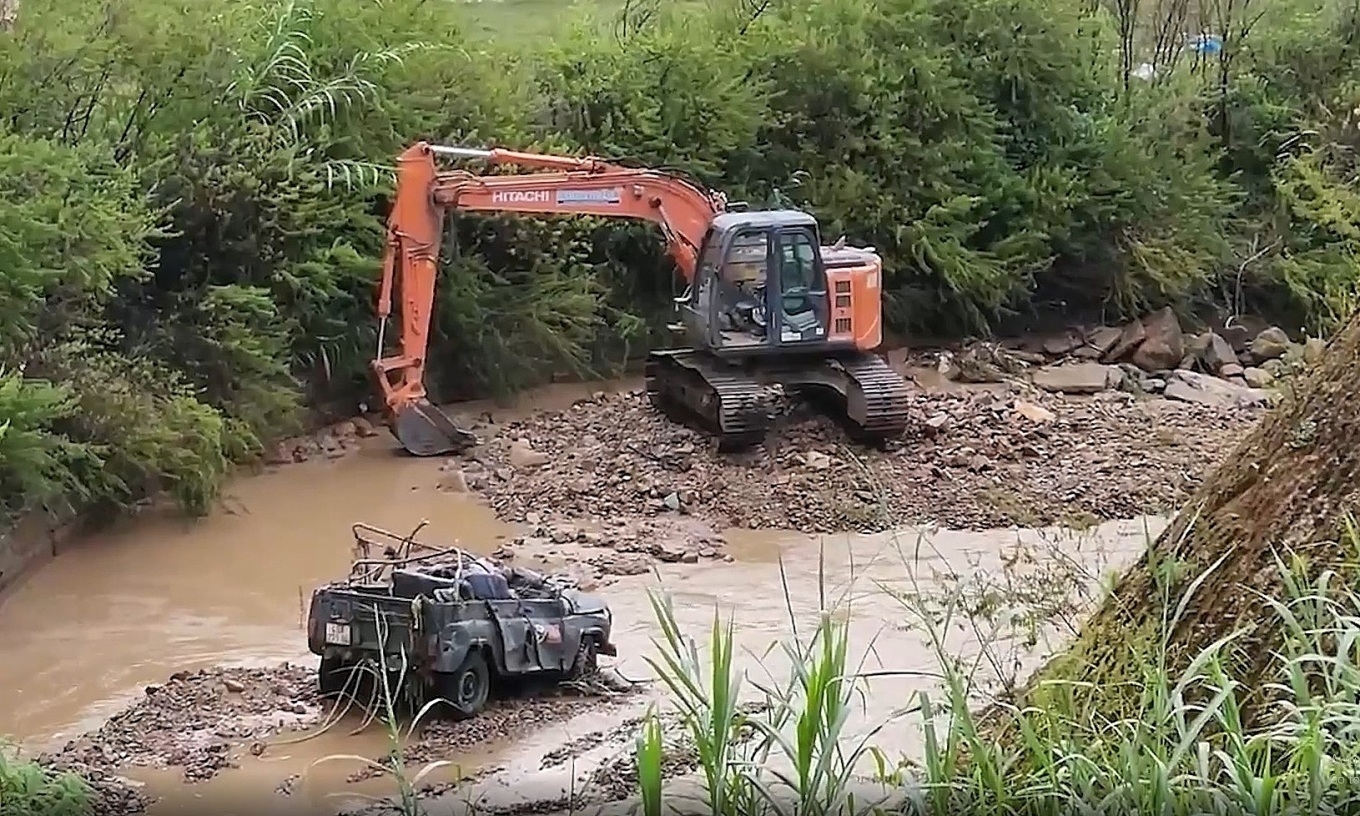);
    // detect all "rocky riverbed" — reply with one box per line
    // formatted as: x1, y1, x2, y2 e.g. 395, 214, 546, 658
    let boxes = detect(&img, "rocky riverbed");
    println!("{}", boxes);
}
34, 665, 646, 816
256, 310, 1304, 554
431, 311, 1305, 552
452, 384, 1261, 536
